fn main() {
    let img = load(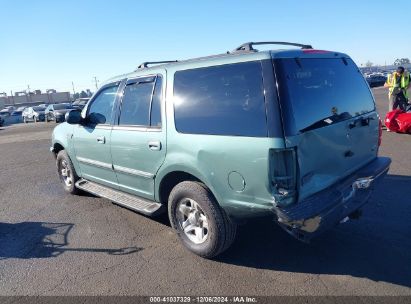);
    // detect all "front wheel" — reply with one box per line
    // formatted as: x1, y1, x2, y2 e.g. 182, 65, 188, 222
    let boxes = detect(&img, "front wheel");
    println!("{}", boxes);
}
168, 181, 237, 259
56, 150, 79, 194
